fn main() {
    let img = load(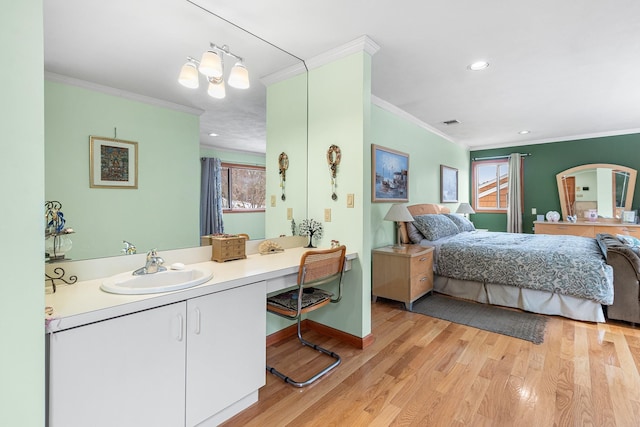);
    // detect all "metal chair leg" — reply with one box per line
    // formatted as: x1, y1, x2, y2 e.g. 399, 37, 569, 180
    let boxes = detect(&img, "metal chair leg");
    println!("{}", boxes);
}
266, 319, 341, 387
